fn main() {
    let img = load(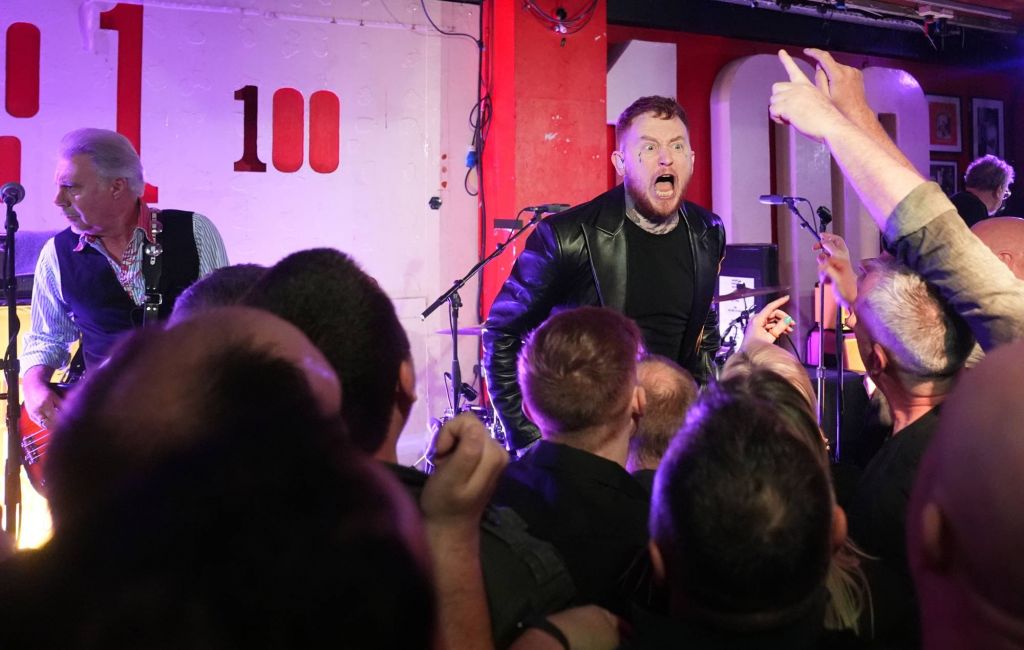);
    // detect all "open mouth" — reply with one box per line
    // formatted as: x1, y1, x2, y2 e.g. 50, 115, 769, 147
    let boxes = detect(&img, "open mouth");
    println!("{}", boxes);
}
654, 174, 675, 199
